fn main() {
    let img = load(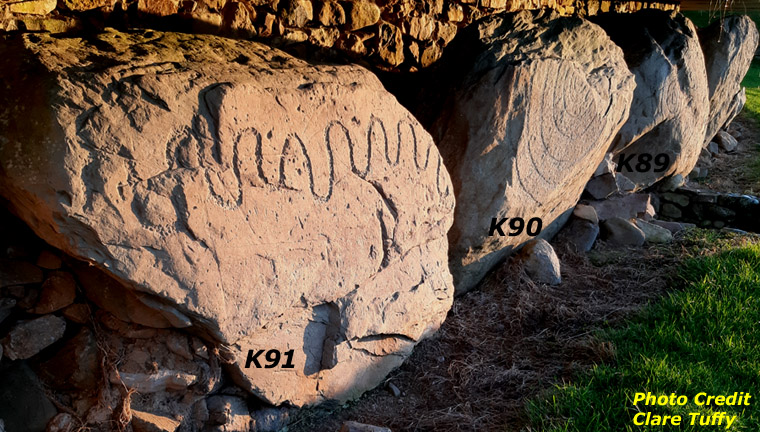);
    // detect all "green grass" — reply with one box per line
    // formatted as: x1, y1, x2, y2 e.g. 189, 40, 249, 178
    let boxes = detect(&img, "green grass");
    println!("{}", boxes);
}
527, 236, 760, 432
